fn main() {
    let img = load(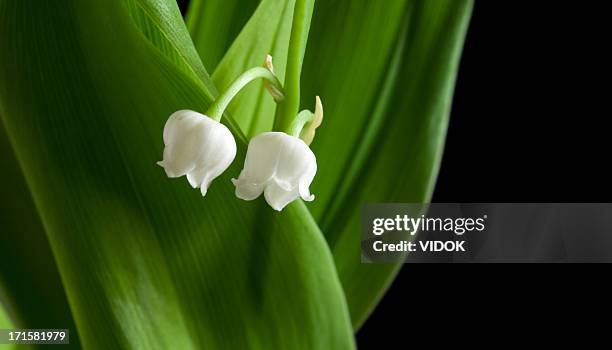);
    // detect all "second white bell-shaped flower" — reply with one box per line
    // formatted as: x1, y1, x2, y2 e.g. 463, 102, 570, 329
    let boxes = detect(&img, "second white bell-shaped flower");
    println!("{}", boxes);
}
158, 110, 236, 196
232, 132, 317, 211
